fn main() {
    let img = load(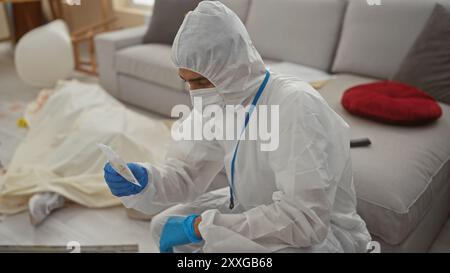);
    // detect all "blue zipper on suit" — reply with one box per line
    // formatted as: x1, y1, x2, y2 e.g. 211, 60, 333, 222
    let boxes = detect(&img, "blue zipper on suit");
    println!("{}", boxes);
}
228, 69, 270, 210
